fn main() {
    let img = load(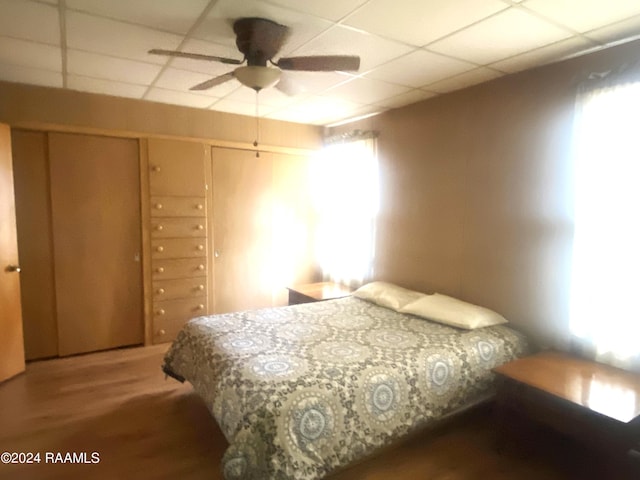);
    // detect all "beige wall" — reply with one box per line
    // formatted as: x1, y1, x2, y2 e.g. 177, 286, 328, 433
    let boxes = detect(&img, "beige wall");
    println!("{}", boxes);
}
331, 39, 640, 347
0, 81, 322, 151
